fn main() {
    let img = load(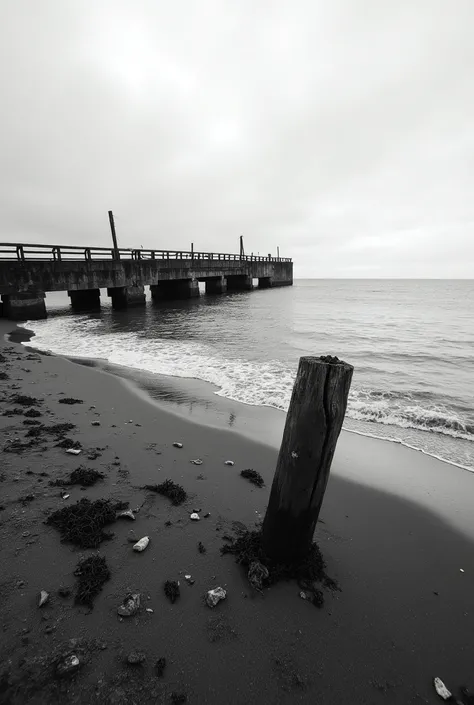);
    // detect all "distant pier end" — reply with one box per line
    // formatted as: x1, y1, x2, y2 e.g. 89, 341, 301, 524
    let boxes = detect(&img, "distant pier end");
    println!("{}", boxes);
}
0, 244, 293, 320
